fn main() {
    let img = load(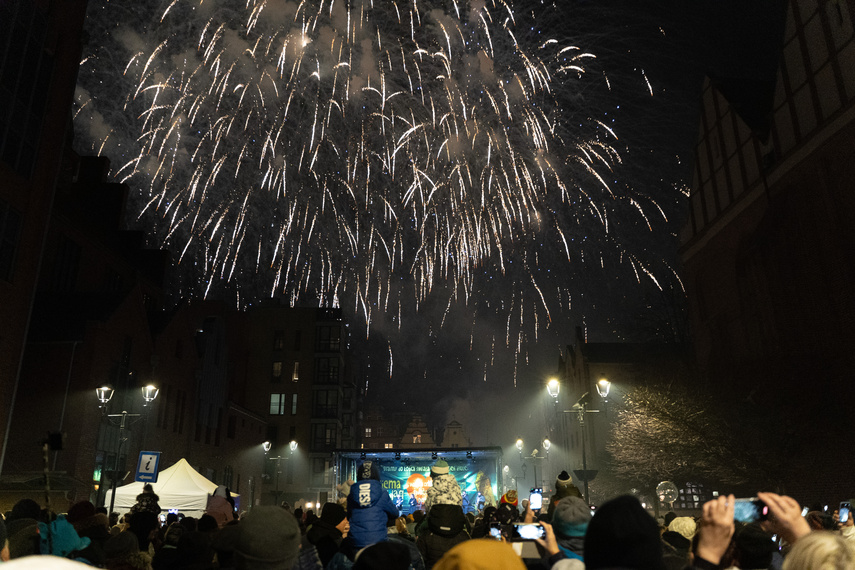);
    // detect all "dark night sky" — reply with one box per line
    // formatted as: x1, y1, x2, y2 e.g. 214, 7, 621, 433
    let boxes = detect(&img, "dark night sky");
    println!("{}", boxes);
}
72, 0, 787, 450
